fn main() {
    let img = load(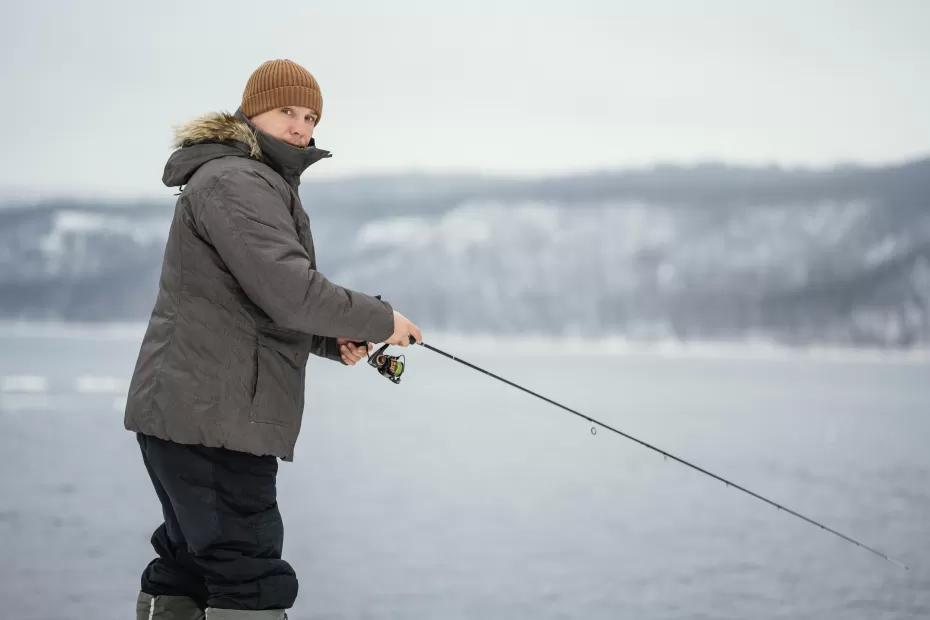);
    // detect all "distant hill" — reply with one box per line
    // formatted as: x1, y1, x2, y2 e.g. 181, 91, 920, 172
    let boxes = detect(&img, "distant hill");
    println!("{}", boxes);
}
1, 157, 928, 347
